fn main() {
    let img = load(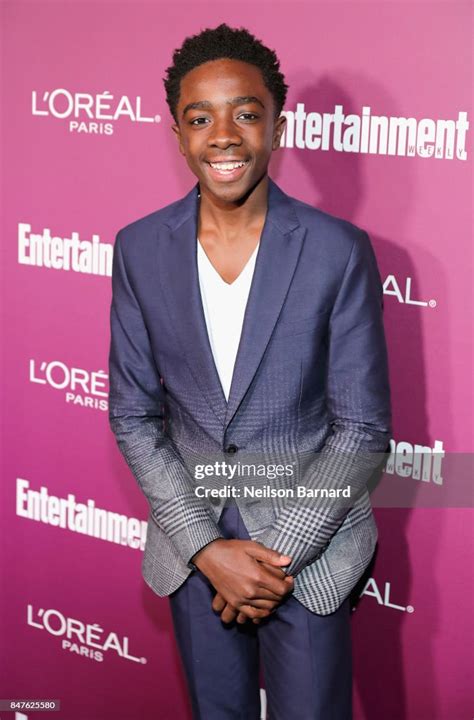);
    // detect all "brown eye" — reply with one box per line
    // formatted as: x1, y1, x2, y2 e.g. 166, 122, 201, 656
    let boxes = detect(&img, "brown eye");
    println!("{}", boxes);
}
238, 113, 258, 121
